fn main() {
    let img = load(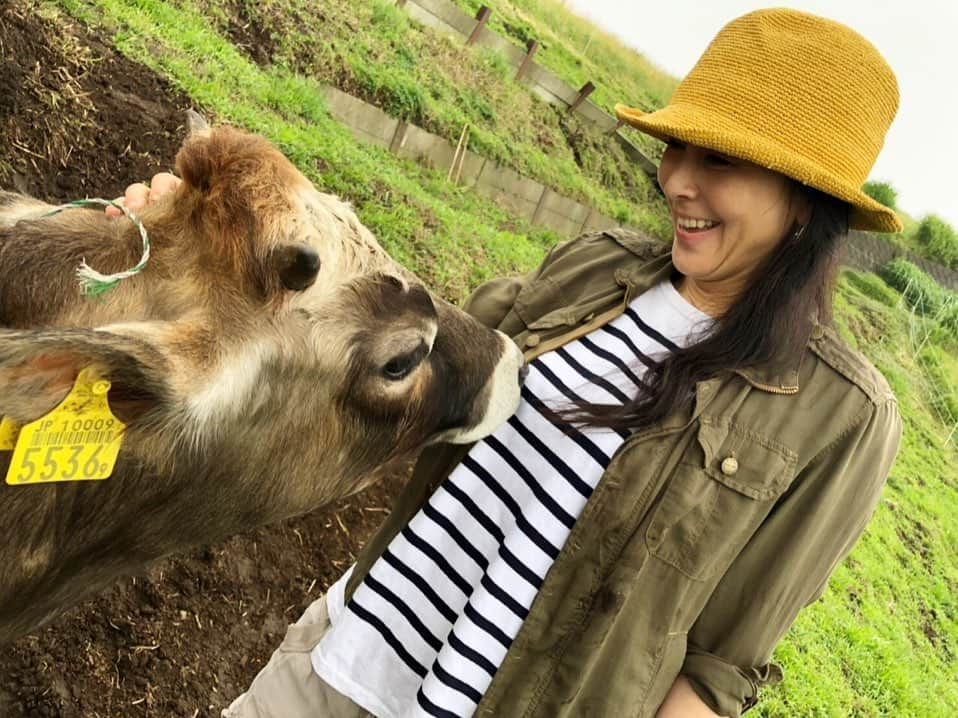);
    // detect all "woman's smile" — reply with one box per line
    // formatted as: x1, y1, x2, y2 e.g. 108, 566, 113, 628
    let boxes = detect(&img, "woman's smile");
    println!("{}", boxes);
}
674, 215, 722, 244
